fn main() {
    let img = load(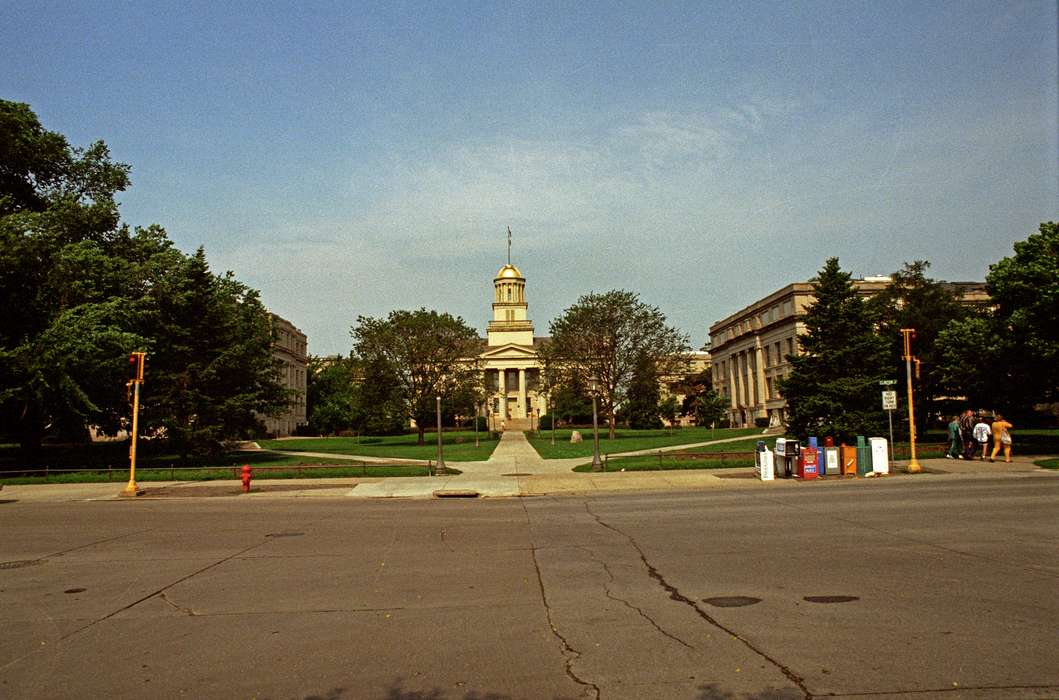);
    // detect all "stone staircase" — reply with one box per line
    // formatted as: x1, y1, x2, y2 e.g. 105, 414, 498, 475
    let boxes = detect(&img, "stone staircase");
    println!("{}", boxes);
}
500, 417, 533, 431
